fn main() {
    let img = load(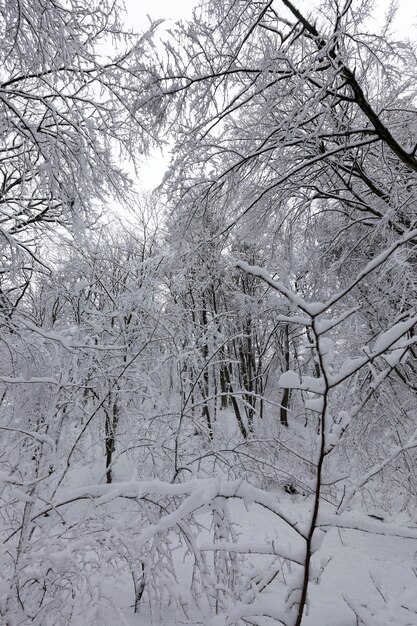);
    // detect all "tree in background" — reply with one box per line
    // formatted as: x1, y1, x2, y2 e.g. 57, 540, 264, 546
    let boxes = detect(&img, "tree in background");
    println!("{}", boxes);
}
152, 0, 417, 498
1, 1, 417, 624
